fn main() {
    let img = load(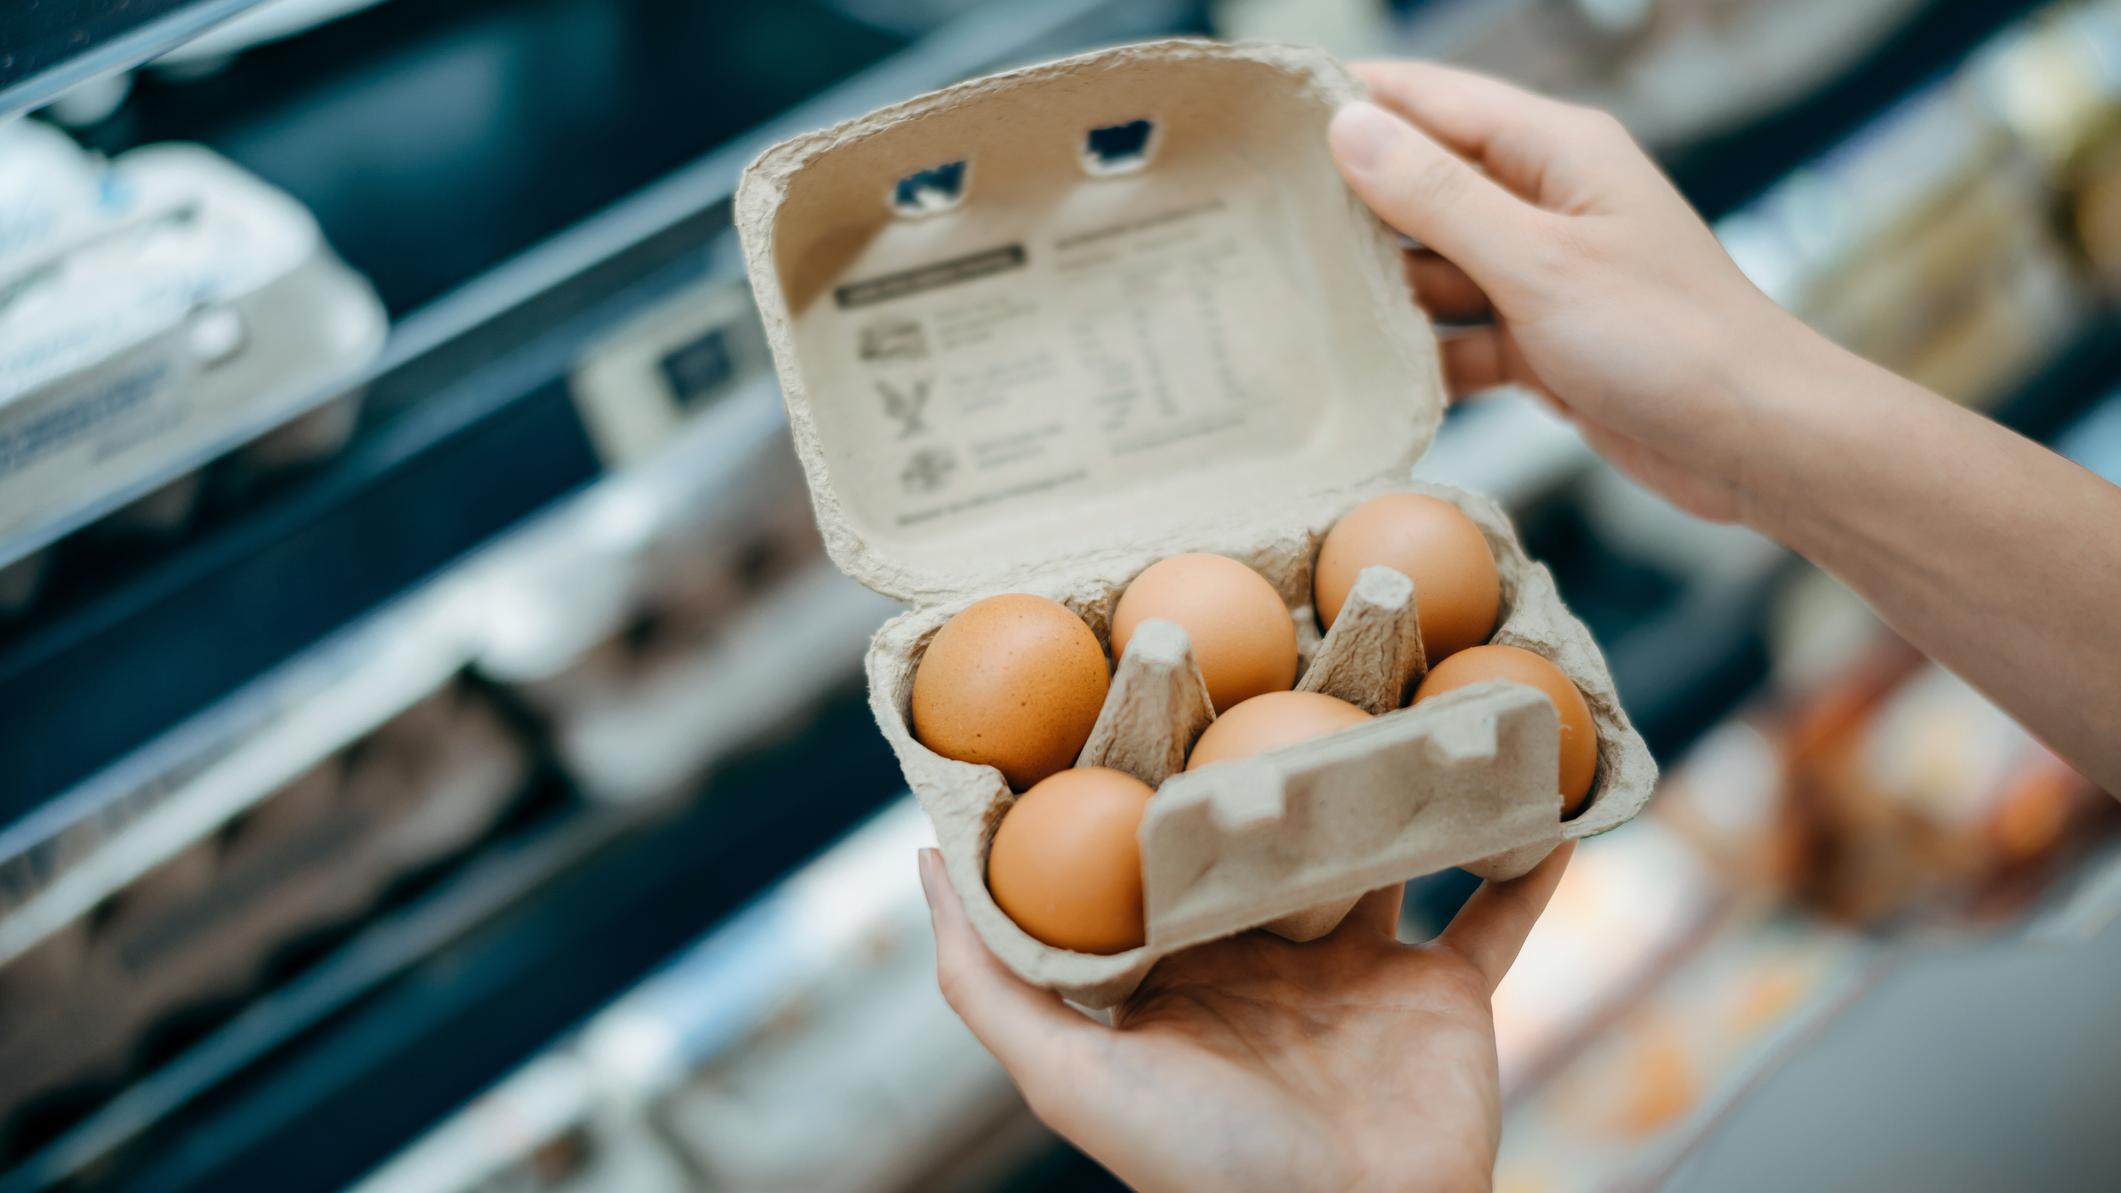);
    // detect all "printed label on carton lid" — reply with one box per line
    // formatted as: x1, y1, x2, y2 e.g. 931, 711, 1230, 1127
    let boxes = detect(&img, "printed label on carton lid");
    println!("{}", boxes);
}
739, 40, 1448, 604
825, 198, 1322, 536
